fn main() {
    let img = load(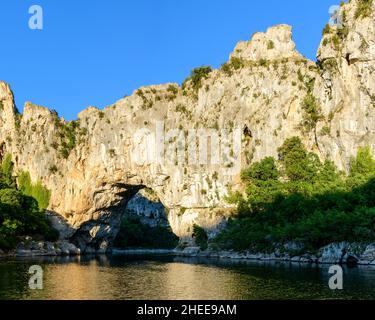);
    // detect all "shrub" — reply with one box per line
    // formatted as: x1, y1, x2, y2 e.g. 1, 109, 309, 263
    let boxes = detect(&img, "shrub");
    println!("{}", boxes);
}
300, 93, 323, 132
320, 126, 331, 136
267, 41, 275, 50
332, 35, 341, 50
49, 165, 58, 174
322, 24, 331, 35
259, 59, 269, 67
355, 0, 373, 19
54, 120, 80, 159
59, 148, 69, 159
182, 66, 212, 92
167, 84, 178, 95
221, 57, 245, 76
